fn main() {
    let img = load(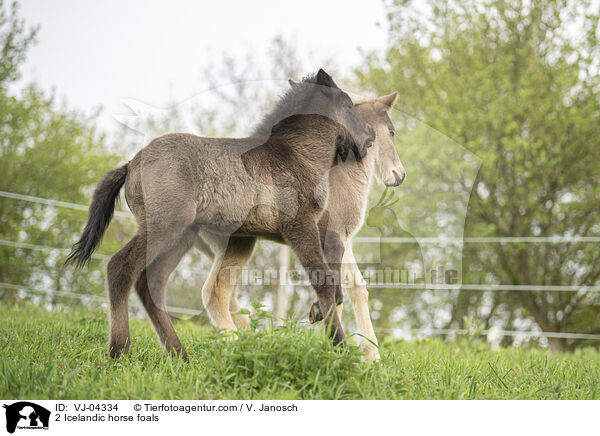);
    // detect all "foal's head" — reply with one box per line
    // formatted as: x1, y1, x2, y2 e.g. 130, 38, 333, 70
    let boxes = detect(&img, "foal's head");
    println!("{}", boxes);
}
296, 69, 376, 161
354, 93, 406, 186
263, 69, 375, 161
